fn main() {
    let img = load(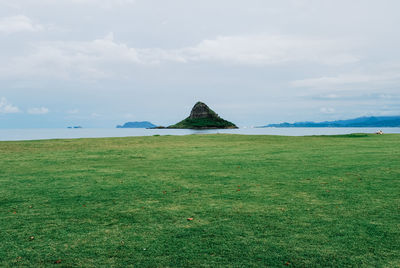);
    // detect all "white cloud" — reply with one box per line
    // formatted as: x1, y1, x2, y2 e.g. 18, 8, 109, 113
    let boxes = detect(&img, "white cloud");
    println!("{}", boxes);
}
0, 97, 20, 114
2, 33, 359, 79
0, 0, 135, 8
181, 35, 359, 66
70, 0, 135, 7
67, 109, 79, 114
91, 112, 101, 117
28, 107, 49, 115
124, 113, 136, 119
3, 33, 140, 79
0, 15, 44, 34
320, 107, 335, 114
291, 73, 400, 89
324, 94, 340, 99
